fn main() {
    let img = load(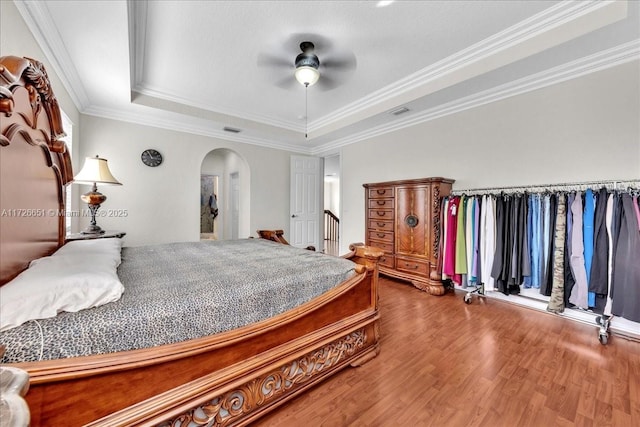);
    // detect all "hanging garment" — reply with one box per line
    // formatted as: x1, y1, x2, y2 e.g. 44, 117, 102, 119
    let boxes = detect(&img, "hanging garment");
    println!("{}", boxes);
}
438, 197, 448, 278
508, 193, 530, 287
589, 188, 609, 296
583, 189, 596, 307
521, 194, 531, 283
492, 195, 517, 295
464, 196, 475, 287
569, 193, 589, 309
471, 197, 480, 284
528, 194, 542, 288
455, 196, 468, 279
443, 197, 459, 278
547, 194, 566, 314
524, 194, 534, 288
563, 192, 576, 307
541, 194, 557, 296
611, 193, 640, 322
540, 195, 551, 294
475, 197, 483, 285
480, 195, 496, 291
604, 193, 615, 316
